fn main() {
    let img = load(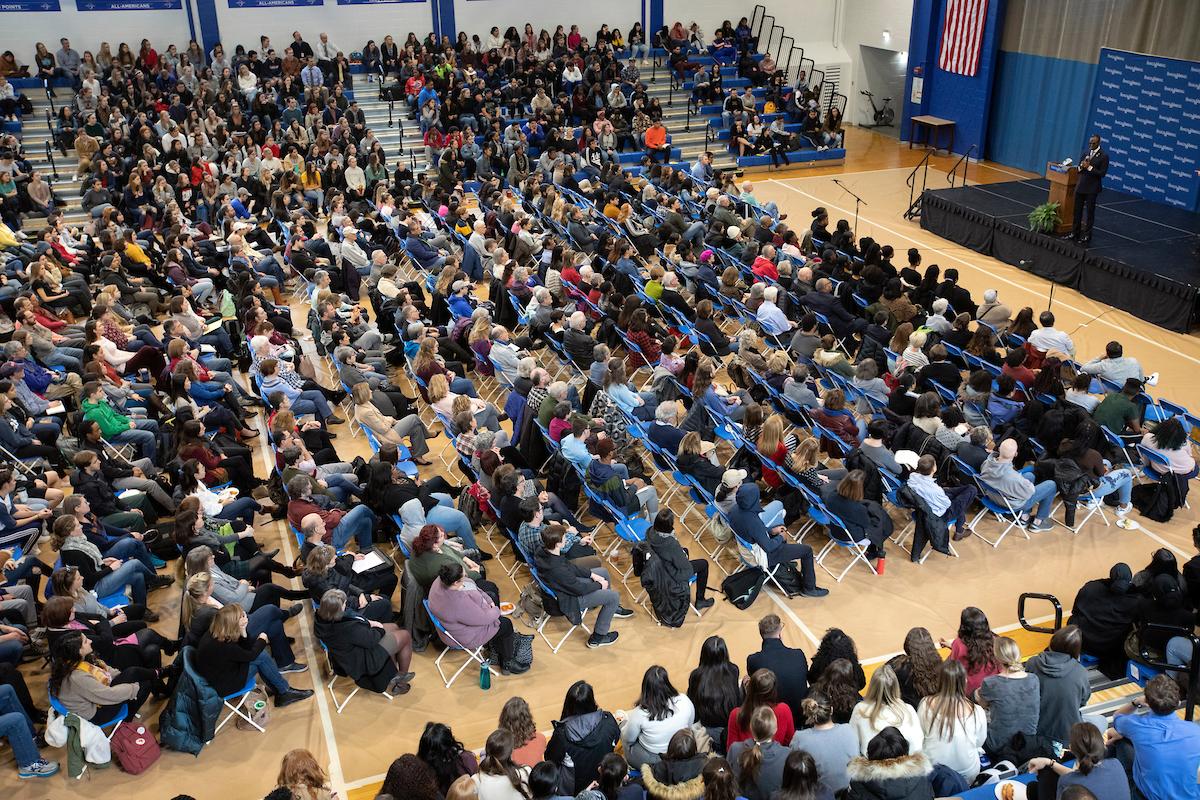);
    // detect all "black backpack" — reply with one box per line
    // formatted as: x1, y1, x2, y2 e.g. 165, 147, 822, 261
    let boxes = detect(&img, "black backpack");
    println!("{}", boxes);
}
721, 567, 766, 610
